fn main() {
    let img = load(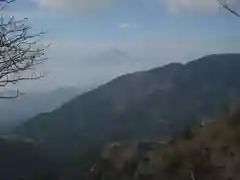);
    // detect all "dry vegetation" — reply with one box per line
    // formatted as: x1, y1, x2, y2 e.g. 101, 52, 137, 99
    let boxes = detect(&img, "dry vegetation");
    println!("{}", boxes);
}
87, 107, 240, 180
